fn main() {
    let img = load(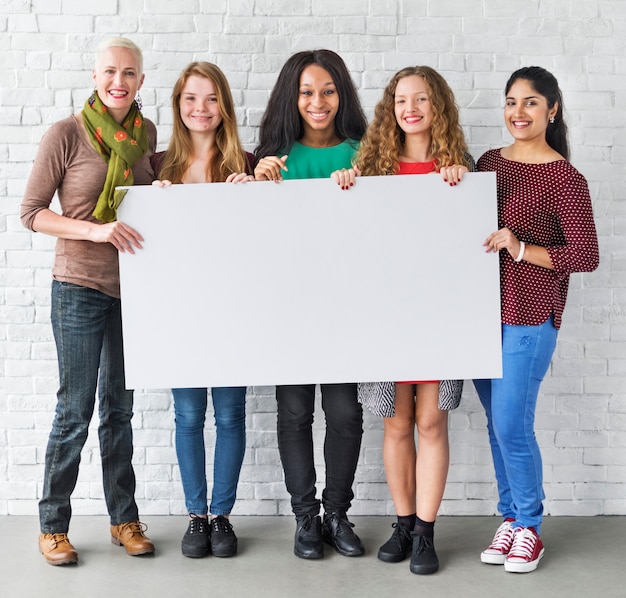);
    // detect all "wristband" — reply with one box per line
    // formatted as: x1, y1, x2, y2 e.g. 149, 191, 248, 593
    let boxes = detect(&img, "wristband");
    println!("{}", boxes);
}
515, 241, 526, 262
